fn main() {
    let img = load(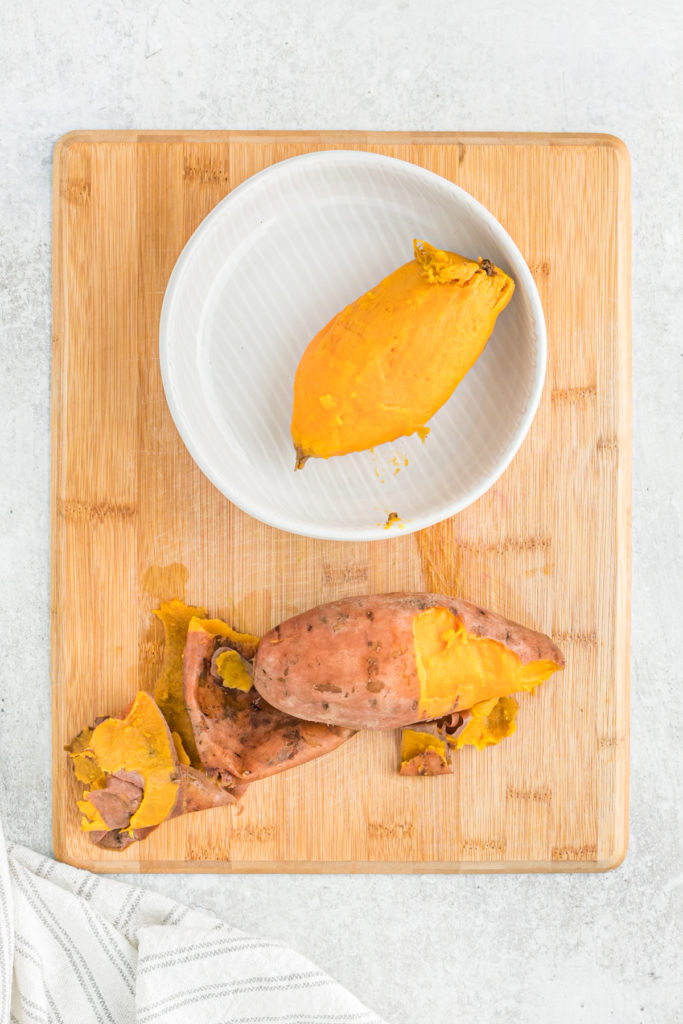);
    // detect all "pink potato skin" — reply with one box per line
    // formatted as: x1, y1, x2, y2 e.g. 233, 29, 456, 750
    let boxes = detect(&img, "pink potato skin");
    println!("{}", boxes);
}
183, 624, 353, 781
252, 593, 564, 730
